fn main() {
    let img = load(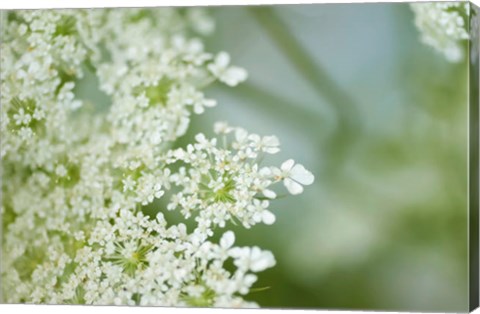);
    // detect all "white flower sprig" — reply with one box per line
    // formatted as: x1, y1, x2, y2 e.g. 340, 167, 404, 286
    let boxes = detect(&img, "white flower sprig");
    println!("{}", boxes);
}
1, 8, 314, 308
167, 123, 313, 231
411, 2, 470, 62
